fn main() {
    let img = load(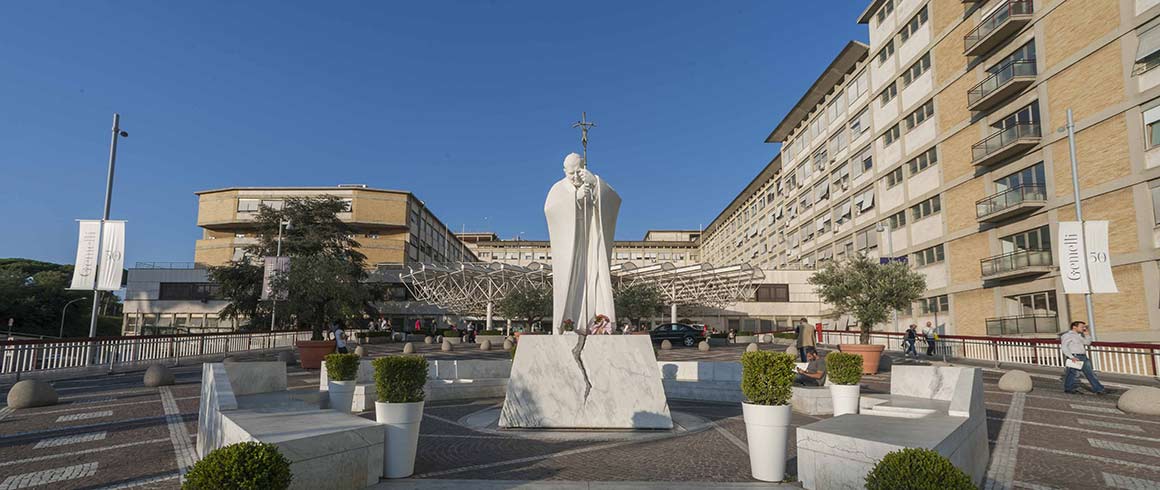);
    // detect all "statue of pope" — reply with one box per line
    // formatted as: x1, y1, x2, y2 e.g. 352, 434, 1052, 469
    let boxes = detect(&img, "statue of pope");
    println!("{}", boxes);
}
544, 153, 620, 334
